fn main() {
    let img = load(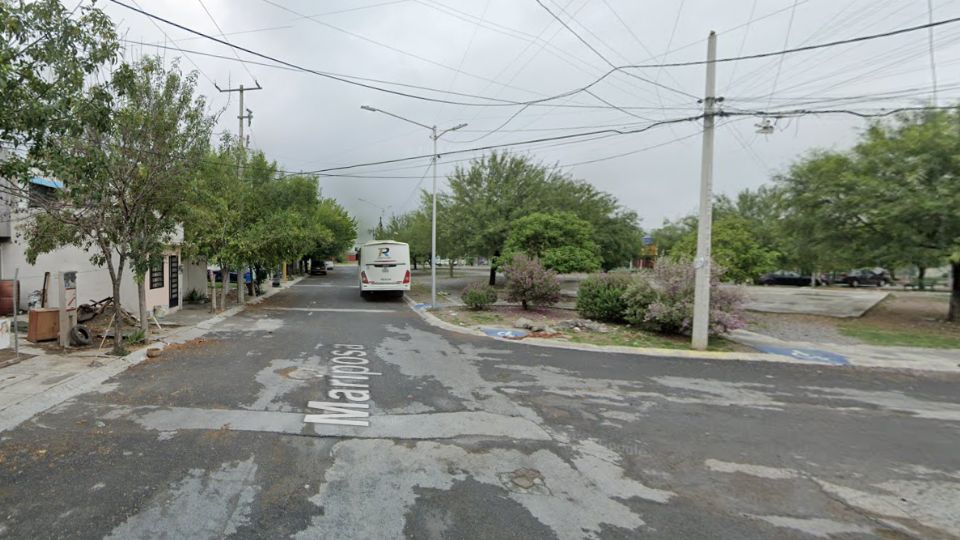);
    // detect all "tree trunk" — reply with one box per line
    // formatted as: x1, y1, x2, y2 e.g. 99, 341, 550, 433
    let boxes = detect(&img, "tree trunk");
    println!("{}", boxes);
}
489, 250, 500, 286
412, 255, 417, 270
106, 254, 126, 356
208, 269, 217, 312
948, 261, 960, 322
137, 279, 150, 342
448, 259, 454, 278
220, 262, 229, 309
918, 266, 926, 291
237, 265, 245, 304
